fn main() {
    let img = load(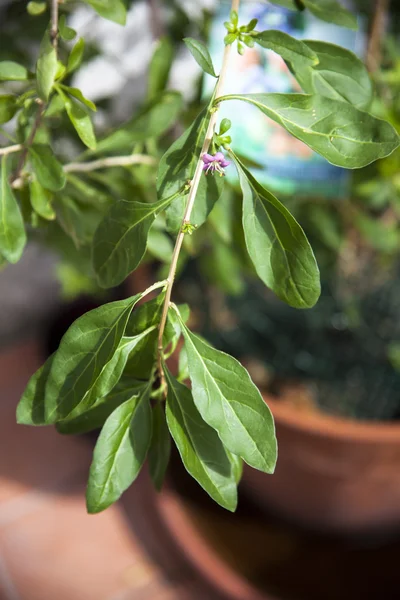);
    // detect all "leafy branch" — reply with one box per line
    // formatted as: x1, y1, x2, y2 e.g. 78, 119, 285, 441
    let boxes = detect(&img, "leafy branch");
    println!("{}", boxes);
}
156, 0, 240, 395
10, 0, 400, 513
